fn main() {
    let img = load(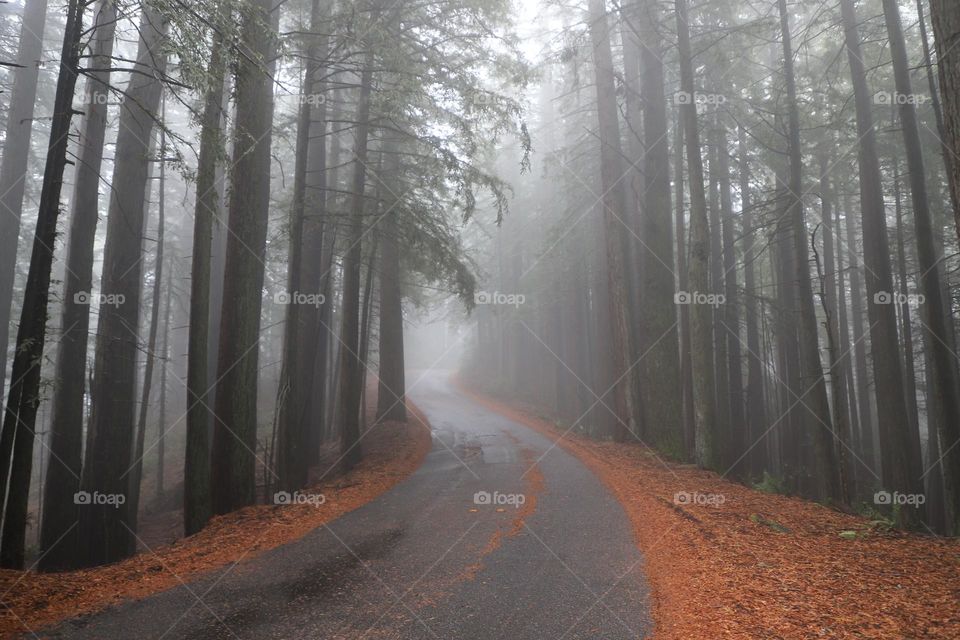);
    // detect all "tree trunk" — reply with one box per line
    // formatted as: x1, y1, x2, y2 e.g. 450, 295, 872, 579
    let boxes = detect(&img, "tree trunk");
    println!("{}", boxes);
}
0, 0, 85, 569
842, 192, 875, 478
299, 3, 332, 466
676, 119, 695, 460
817, 159, 854, 505
840, 0, 922, 527
892, 163, 920, 446
184, 31, 227, 536
338, 58, 375, 472
675, 0, 718, 468
157, 269, 172, 504
211, 0, 277, 514
77, 6, 168, 567
929, 0, 960, 237
129, 109, 167, 544
835, 200, 862, 484
738, 126, 765, 479
38, 0, 116, 572
277, 0, 325, 492
631, 0, 681, 451
716, 125, 745, 477
376, 136, 407, 423
358, 236, 379, 428
587, 0, 639, 444
0, 0, 48, 395
882, 0, 960, 532
708, 131, 730, 449
778, 0, 838, 502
